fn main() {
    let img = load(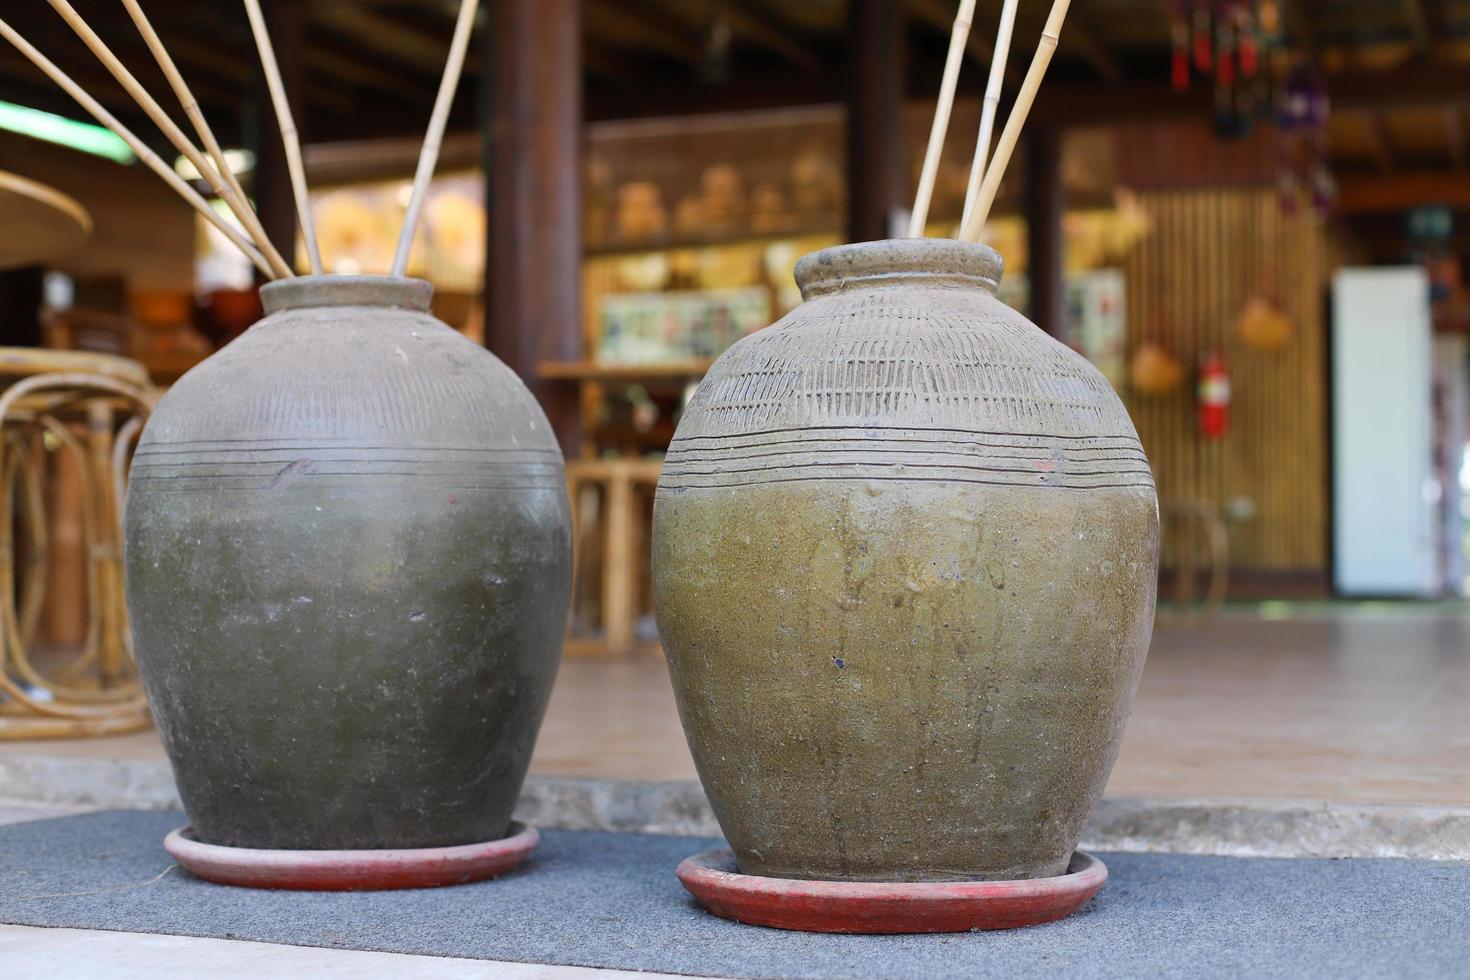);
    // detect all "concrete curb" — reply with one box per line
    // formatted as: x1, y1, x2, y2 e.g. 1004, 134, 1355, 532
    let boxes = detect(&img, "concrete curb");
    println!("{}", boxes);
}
3, 753, 1467, 862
